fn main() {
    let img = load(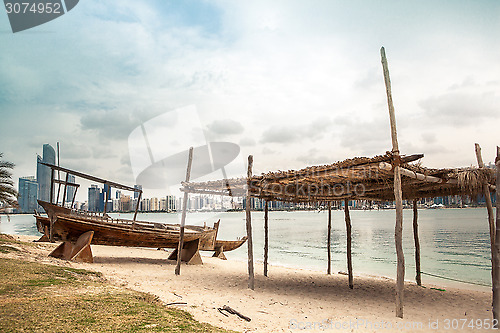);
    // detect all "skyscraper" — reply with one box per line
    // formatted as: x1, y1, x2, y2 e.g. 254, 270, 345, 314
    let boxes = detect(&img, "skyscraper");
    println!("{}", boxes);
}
88, 185, 103, 212
36, 144, 56, 206
134, 184, 142, 199
18, 176, 37, 213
